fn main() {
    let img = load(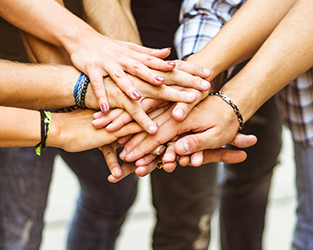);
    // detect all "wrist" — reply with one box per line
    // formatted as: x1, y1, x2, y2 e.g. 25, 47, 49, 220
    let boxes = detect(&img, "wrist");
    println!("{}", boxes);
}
46, 113, 62, 149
